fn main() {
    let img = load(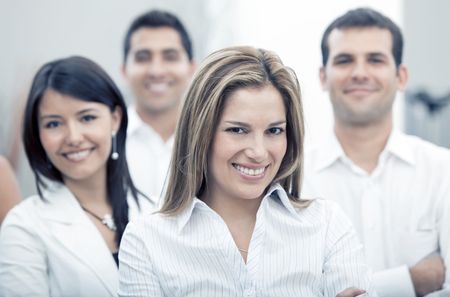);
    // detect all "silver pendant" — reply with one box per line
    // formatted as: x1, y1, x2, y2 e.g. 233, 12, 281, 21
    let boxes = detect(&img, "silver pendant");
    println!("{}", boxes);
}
101, 214, 117, 231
